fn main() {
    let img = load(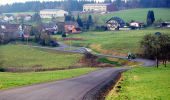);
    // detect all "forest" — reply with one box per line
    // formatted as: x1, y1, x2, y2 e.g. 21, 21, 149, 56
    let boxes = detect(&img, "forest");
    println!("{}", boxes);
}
0, 0, 170, 13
